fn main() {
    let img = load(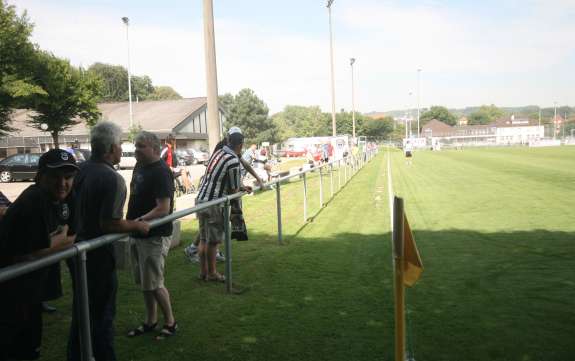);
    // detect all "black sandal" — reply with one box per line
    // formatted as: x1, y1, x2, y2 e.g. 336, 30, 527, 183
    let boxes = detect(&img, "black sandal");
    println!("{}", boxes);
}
155, 322, 178, 340
127, 322, 157, 337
